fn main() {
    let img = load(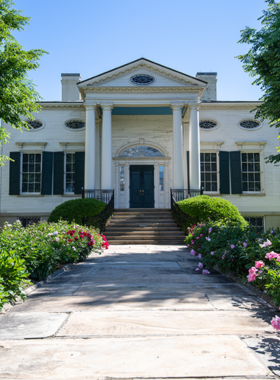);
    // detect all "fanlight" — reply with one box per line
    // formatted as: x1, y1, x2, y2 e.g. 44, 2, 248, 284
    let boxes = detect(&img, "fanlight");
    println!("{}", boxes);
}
26, 120, 43, 130
120, 146, 163, 157
199, 120, 218, 130
65, 120, 85, 130
239, 120, 260, 129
